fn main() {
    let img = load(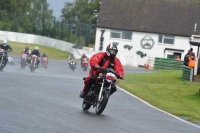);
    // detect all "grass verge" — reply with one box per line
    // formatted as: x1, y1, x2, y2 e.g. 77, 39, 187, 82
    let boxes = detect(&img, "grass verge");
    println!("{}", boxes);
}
2, 41, 70, 60
118, 70, 200, 124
